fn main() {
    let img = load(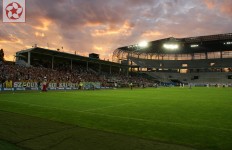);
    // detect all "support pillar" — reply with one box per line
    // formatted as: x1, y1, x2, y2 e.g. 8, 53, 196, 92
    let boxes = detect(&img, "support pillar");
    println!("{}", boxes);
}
52, 56, 54, 69
99, 63, 101, 73
86, 61, 89, 71
71, 59, 73, 70
28, 52, 31, 65
127, 68, 129, 77
205, 52, 208, 60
